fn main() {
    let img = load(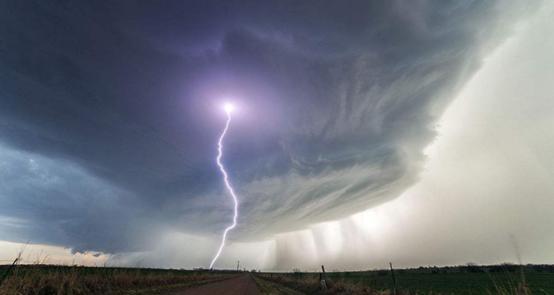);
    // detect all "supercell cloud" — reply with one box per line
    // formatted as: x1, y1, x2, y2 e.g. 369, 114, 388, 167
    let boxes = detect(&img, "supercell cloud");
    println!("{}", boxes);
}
0, 1, 539, 255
